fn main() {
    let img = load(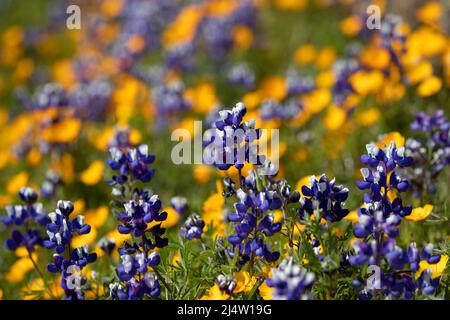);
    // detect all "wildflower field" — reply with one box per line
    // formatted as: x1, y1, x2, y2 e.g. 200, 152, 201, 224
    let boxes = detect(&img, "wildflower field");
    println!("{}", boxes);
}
0, 0, 449, 301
